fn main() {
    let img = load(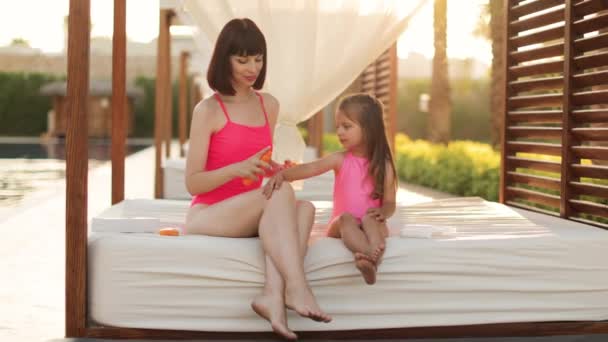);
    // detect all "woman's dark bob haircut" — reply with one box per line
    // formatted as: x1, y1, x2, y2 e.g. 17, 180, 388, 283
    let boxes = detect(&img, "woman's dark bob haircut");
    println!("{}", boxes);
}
207, 18, 267, 95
